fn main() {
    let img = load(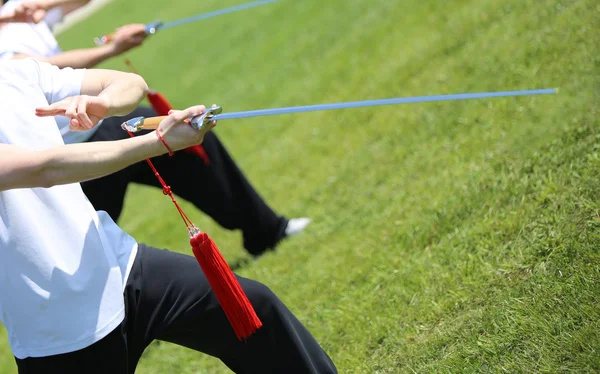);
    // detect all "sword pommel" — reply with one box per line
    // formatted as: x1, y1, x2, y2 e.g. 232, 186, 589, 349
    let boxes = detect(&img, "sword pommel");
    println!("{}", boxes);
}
121, 116, 145, 132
